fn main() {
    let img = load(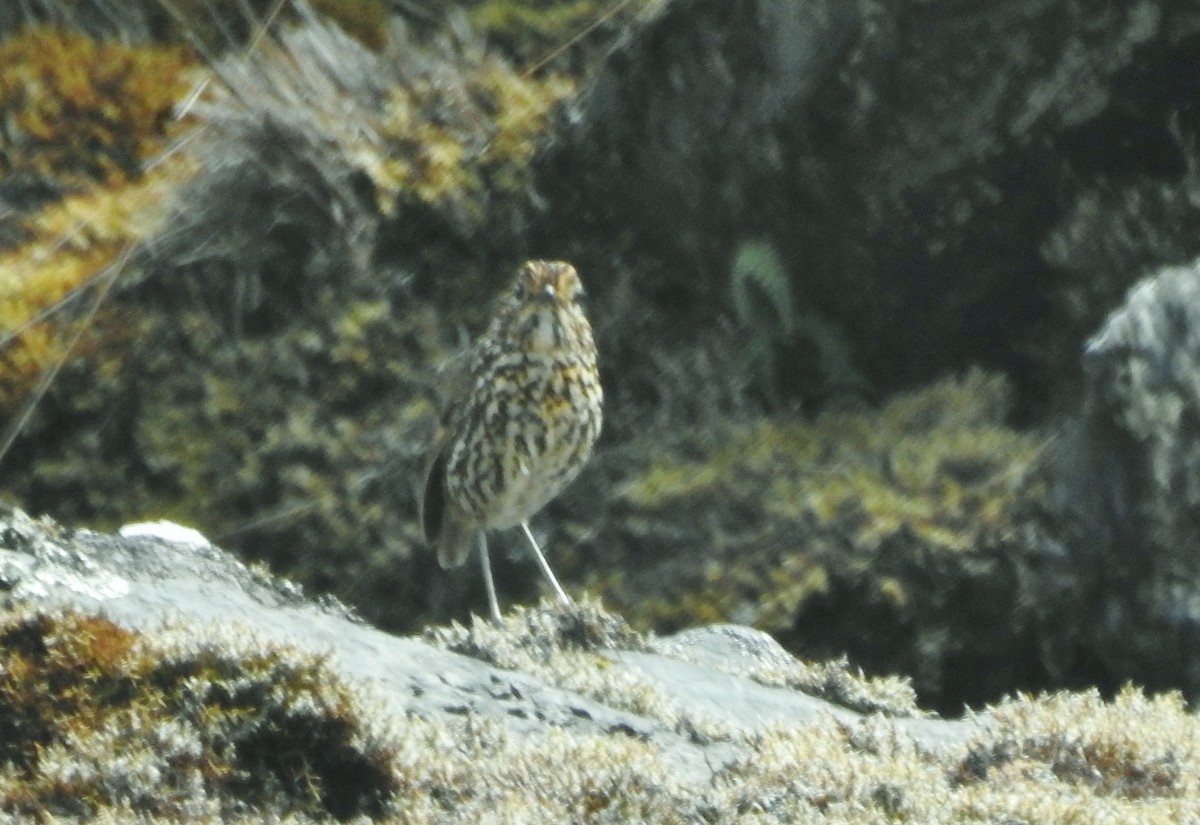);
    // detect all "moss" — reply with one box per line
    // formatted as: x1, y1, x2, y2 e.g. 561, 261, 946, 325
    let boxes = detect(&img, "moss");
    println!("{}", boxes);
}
425, 597, 692, 726
0, 24, 199, 417
363, 56, 576, 228
387, 715, 694, 824
1, 582, 1198, 822
624, 461, 726, 509
0, 5, 573, 417
959, 687, 1194, 800
628, 369, 1039, 546
706, 688, 1200, 824
0, 160, 191, 413
593, 369, 1048, 699
0, 612, 137, 771
945, 687, 1200, 821
174, 14, 579, 305
0, 607, 399, 821
0, 26, 196, 185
